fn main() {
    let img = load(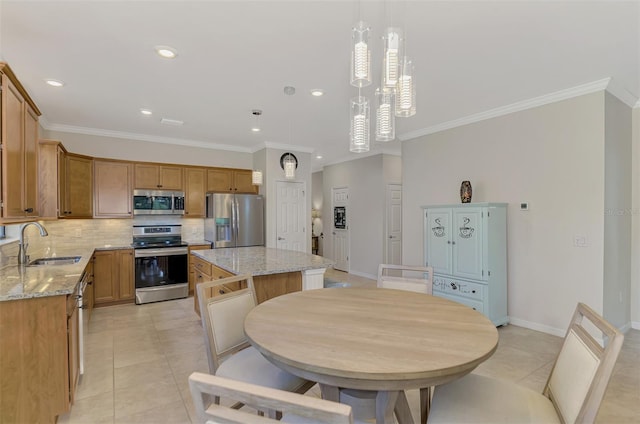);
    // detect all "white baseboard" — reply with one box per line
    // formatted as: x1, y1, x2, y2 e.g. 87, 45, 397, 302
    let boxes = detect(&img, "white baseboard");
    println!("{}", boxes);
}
348, 270, 377, 281
508, 317, 566, 337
